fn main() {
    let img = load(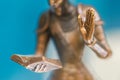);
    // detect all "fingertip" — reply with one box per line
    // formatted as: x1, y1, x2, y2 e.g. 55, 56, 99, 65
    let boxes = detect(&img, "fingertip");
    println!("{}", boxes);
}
89, 8, 95, 12
78, 15, 81, 19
